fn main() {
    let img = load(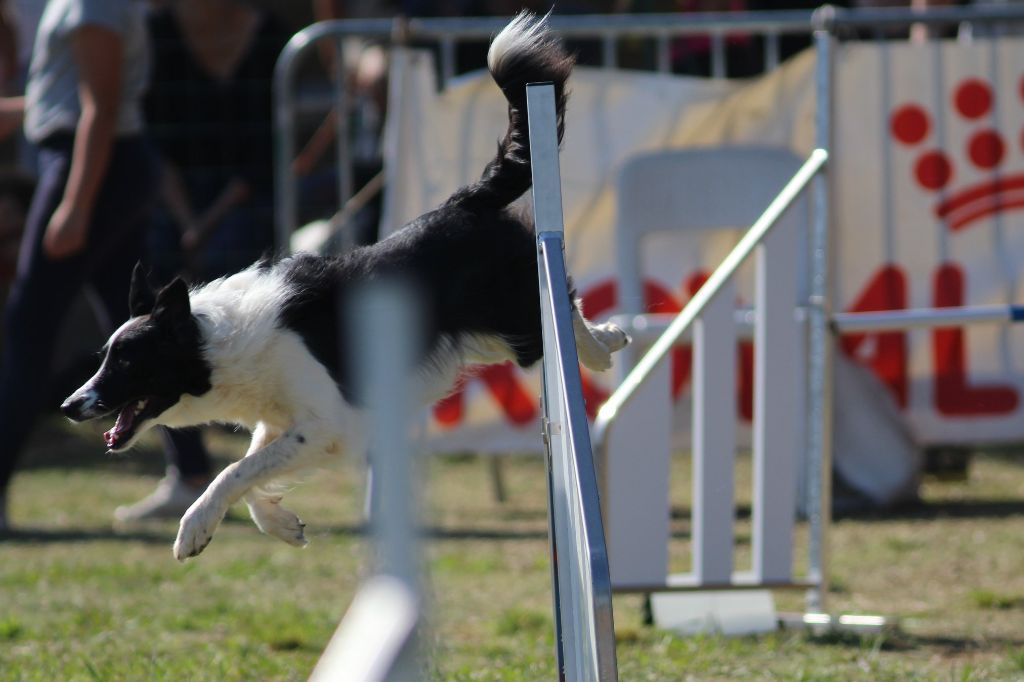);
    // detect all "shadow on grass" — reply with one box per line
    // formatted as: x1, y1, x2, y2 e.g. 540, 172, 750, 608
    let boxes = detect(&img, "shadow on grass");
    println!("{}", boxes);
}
809, 628, 1024, 655
838, 498, 1024, 522
672, 504, 752, 520
0, 525, 172, 545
